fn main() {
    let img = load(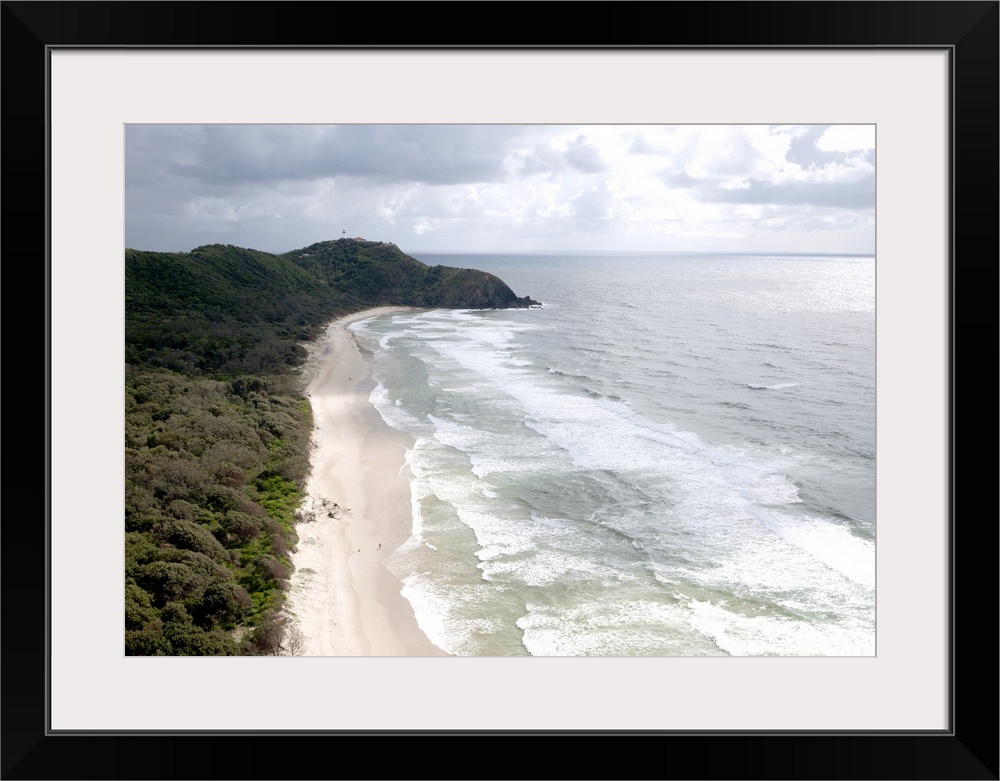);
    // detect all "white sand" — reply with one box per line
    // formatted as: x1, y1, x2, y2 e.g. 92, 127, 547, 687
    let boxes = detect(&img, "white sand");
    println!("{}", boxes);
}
284, 307, 447, 656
